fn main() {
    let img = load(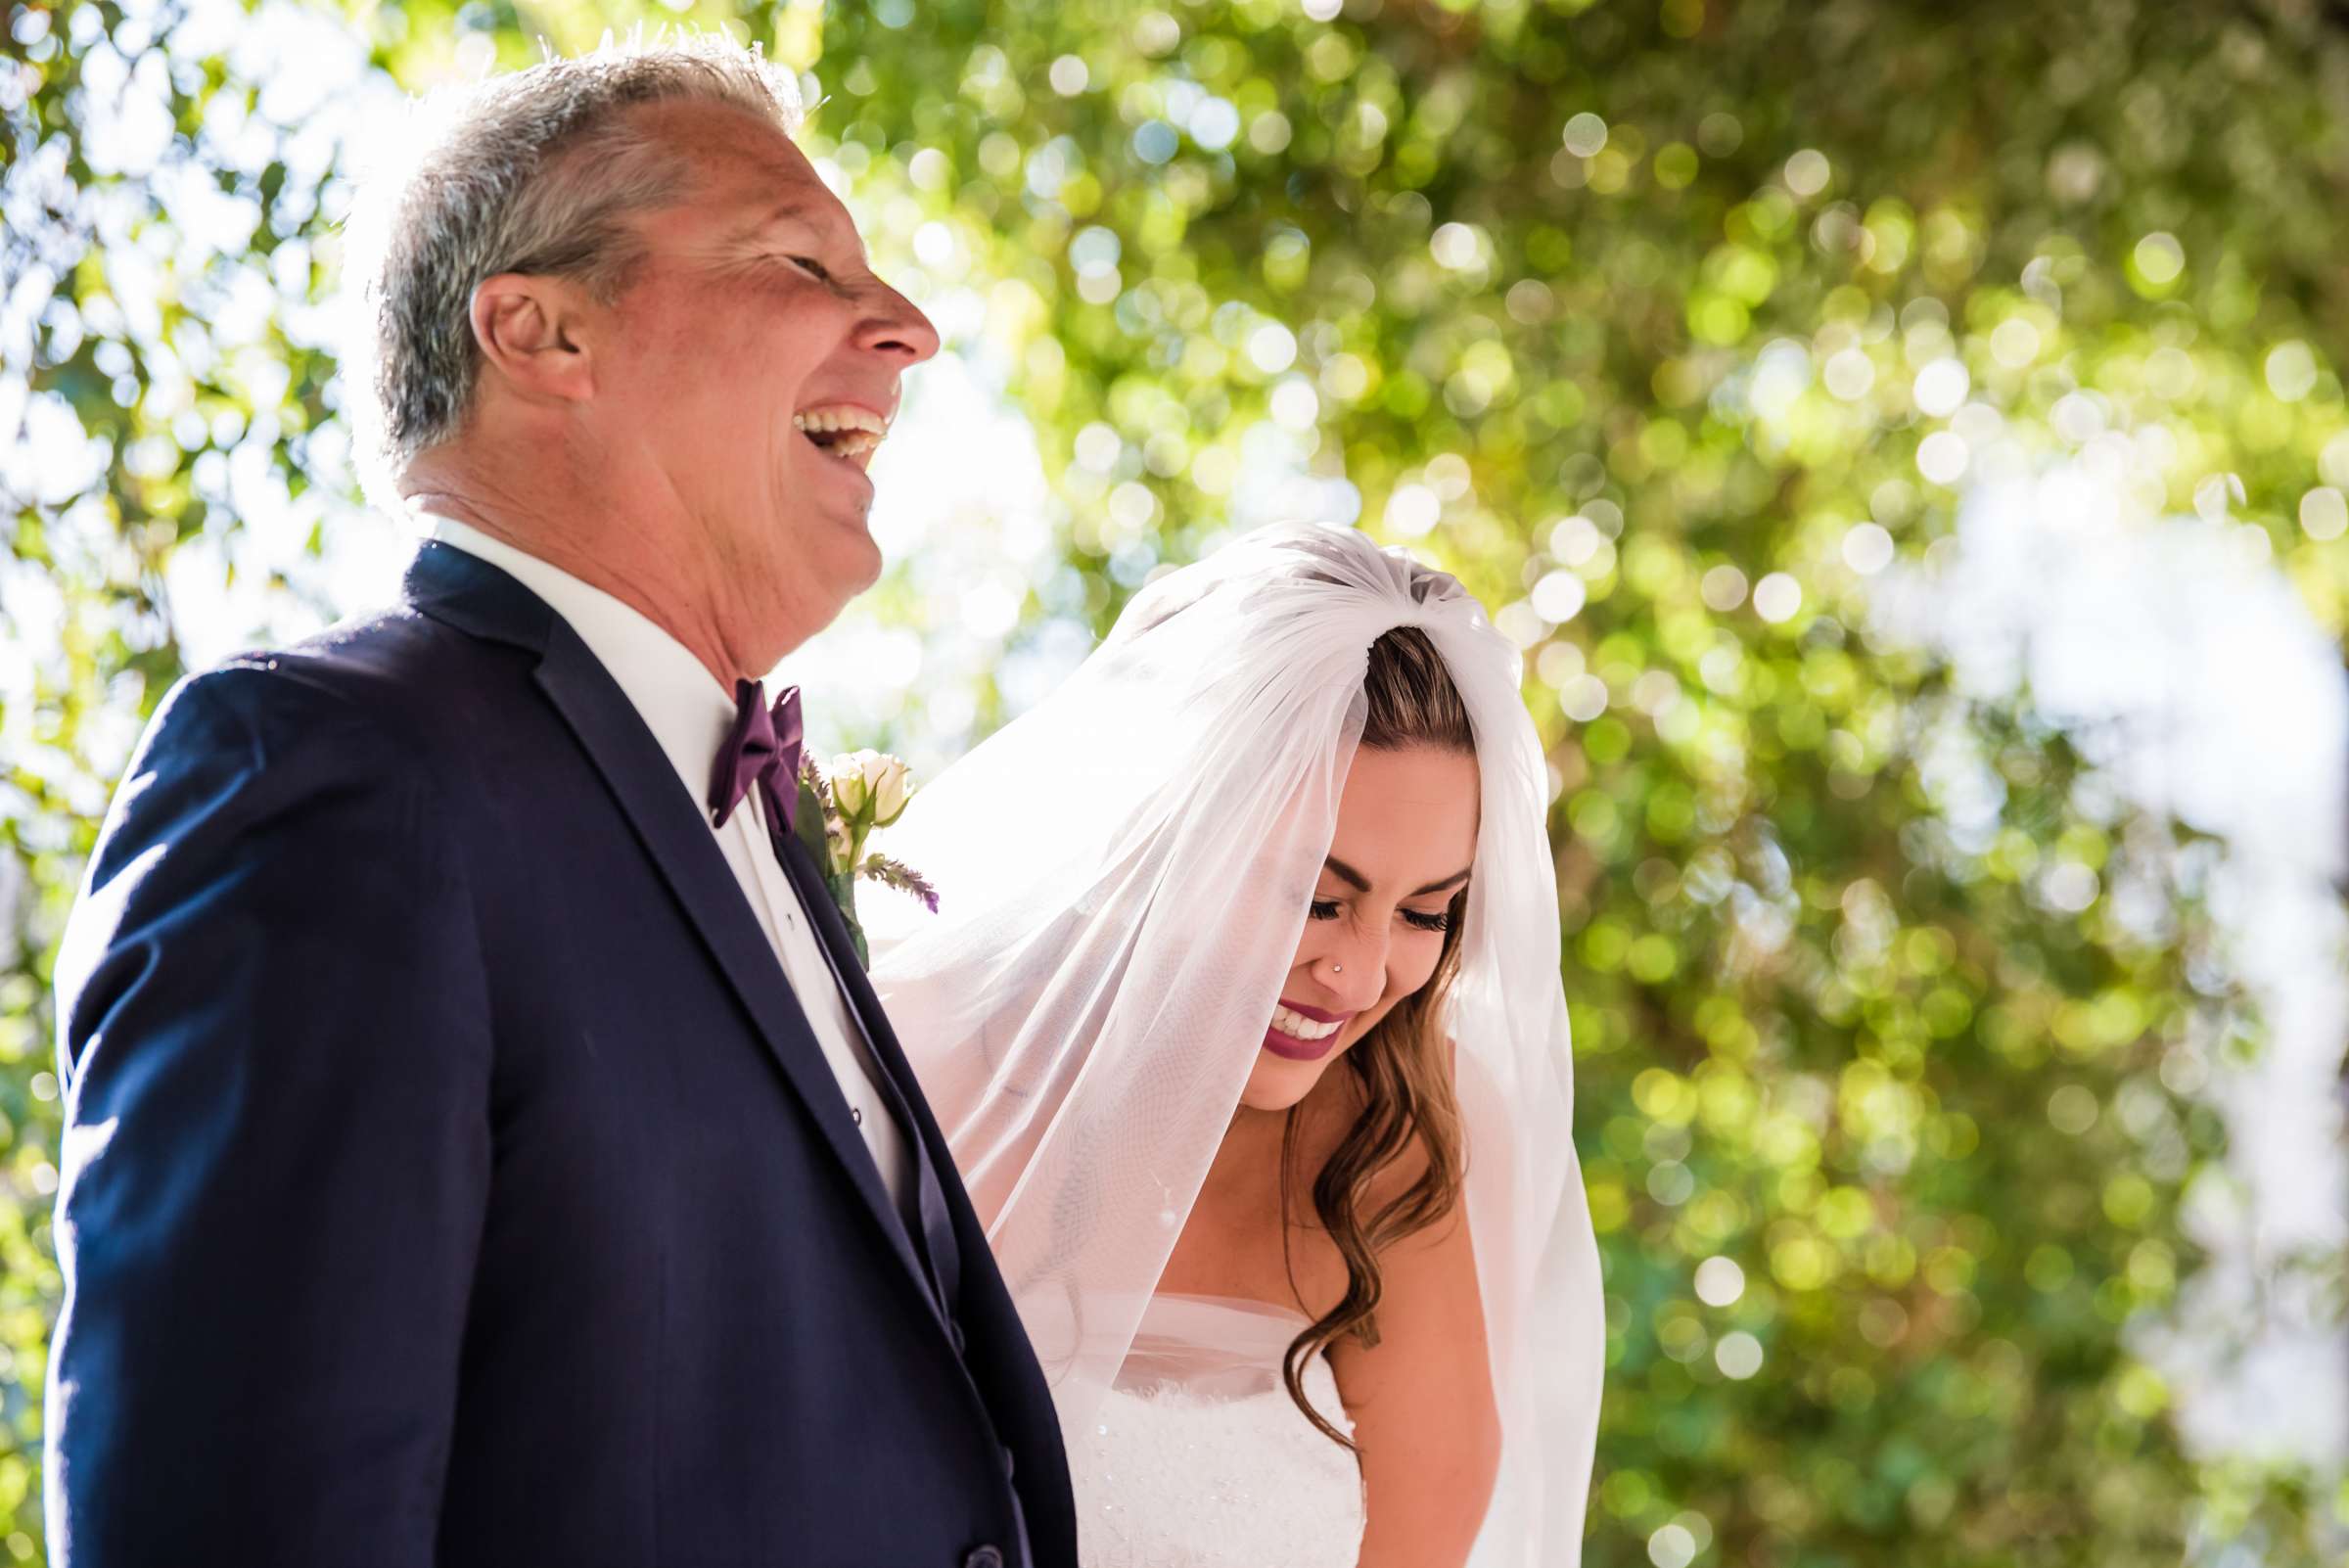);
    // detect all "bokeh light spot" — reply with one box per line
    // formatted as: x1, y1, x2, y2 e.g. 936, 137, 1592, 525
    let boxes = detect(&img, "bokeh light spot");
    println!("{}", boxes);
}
2265, 340, 2320, 402
1189, 97, 1240, 152
1561, 672, 1611, 723
1532, 569, 1589, 624
1912, 356, 1969, 417
1269, 378, 1319, 432
1248, 111, 1293, 155
1753, 572, 1802, 623
1716, 1330, 1765, 1379
1384, 483, 1440, 538
1694, 1255, 1746, 1307
1431, 221, 1485, 271
1537, 641, 1586, 690
1700, 563, 1749, 611
1696, 111, 1742, 156
1074, 422, 1122, 473
1246, 321, 1298, 374
2048, 1084, 2100, 1135
1647, 1161, 1696, 1206
1551, 514, 1604, 566
1784, 148, 1831, 197
2300, 486, 2348, 541
2133, 231, 2186, 287
1824, 347, 1875, 401
1990, 316, 2042, 368
1915, 430, 1969, 485
1841, 522, 1895, 574
1131, 120, 1178, 164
